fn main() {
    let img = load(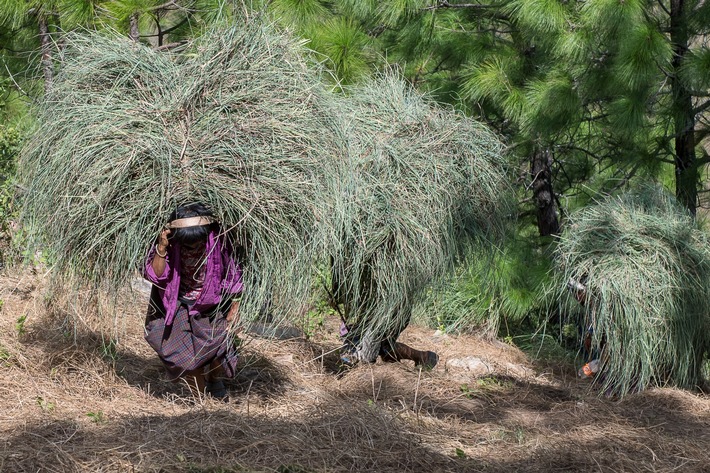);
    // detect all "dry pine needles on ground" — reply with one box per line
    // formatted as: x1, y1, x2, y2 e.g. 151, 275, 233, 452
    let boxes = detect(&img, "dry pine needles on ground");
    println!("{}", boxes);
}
1, 269, 709, 472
